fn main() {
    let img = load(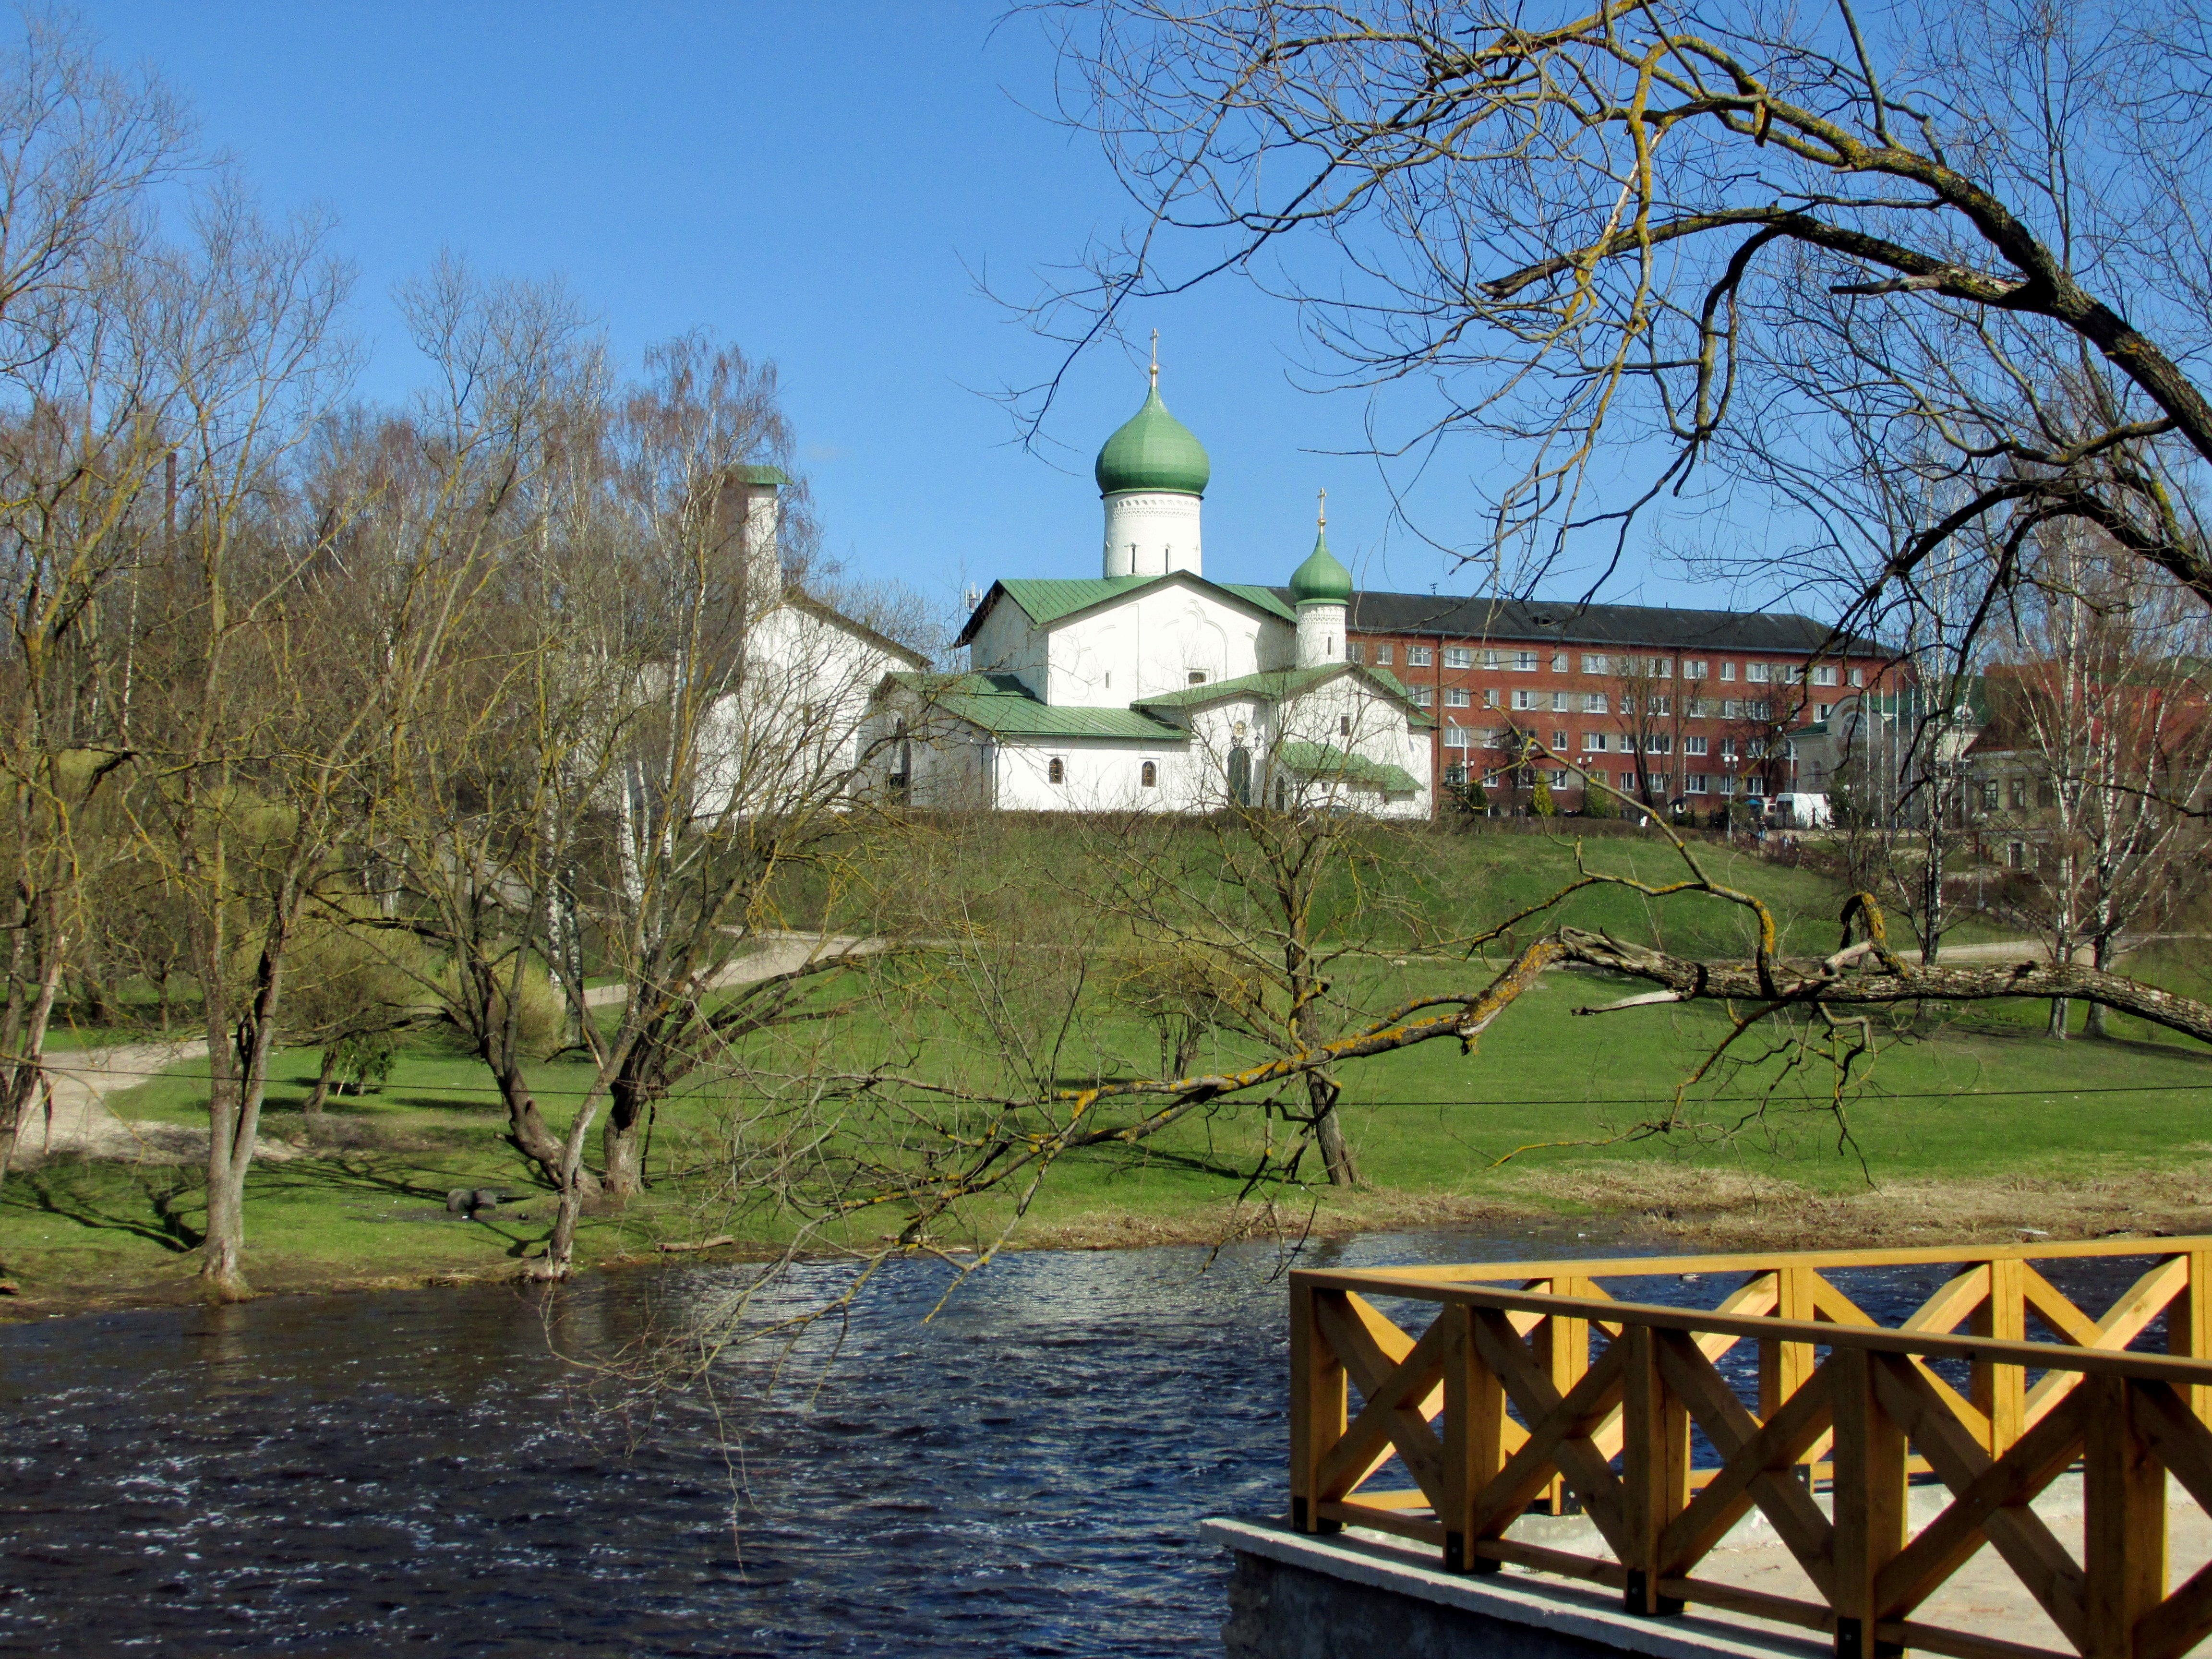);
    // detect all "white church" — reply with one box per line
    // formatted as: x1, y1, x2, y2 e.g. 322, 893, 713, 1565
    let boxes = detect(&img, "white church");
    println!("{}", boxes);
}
870, 367, 1434, 816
